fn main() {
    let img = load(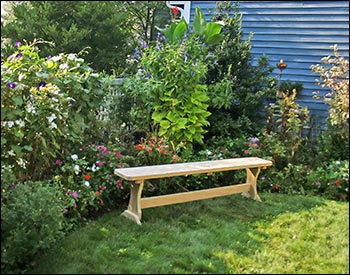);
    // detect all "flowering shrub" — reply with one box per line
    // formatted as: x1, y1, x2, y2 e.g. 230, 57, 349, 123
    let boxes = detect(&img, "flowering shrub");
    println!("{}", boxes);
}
306, 160, 349, 201
1, 40, 115, 182
242, 137, 261, 157
135, 135, 181, 166
52, 143, 134, 220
